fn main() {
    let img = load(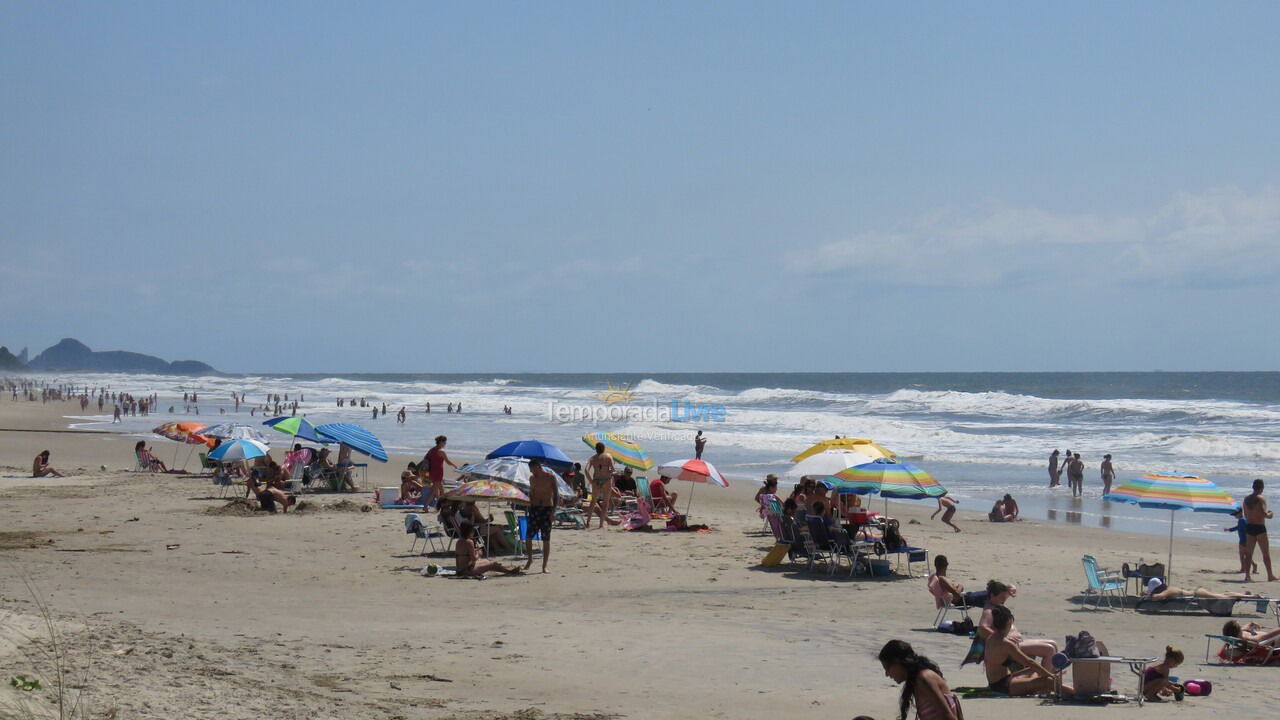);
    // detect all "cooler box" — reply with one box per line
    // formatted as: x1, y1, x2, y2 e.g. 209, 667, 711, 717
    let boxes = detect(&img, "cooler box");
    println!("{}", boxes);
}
869, 559, 893, 577
376, 487, 402, 507
1071, 660, 1112, 696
